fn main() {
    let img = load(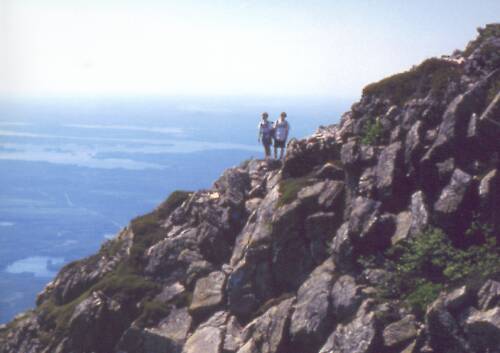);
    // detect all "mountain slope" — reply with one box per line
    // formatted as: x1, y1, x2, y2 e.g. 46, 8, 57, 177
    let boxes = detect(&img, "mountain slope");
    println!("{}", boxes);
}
1, 24, 500, 353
